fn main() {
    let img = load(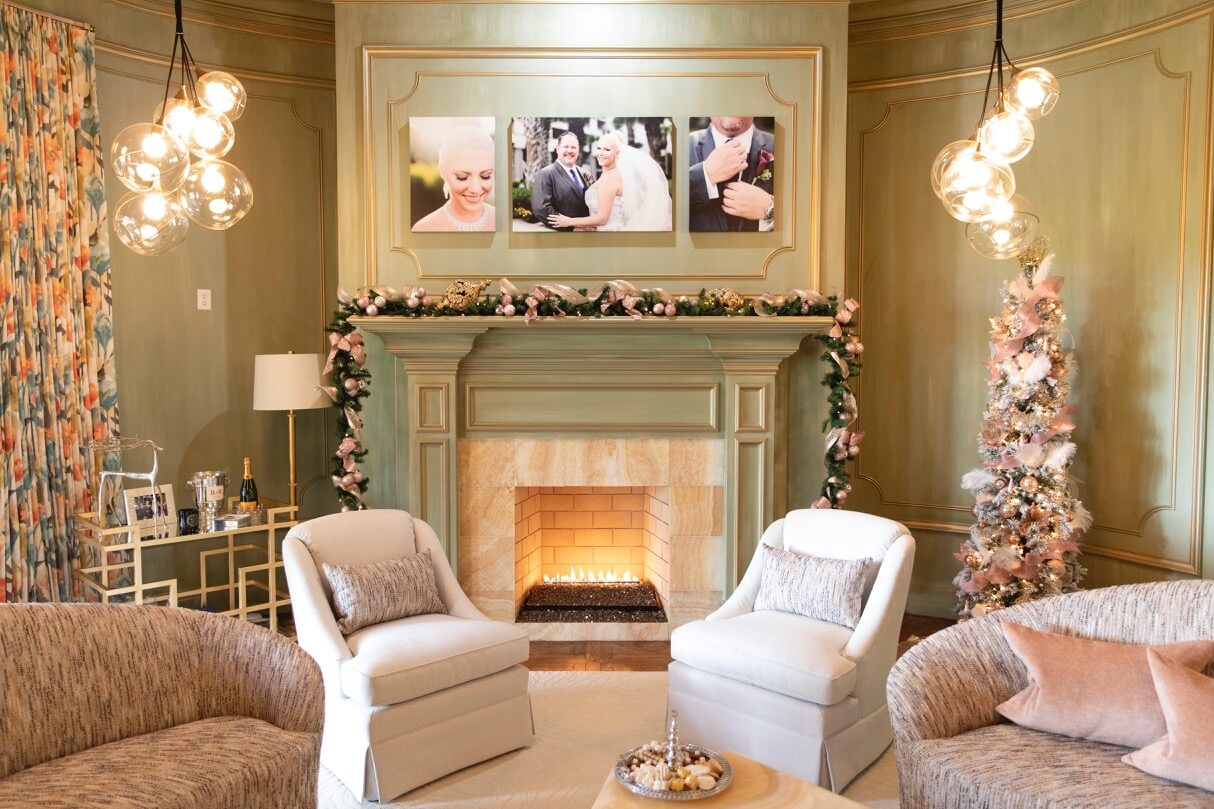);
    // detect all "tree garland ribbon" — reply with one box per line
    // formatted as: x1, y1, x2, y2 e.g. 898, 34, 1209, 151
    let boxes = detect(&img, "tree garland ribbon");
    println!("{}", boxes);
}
325, 279, 863, 512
